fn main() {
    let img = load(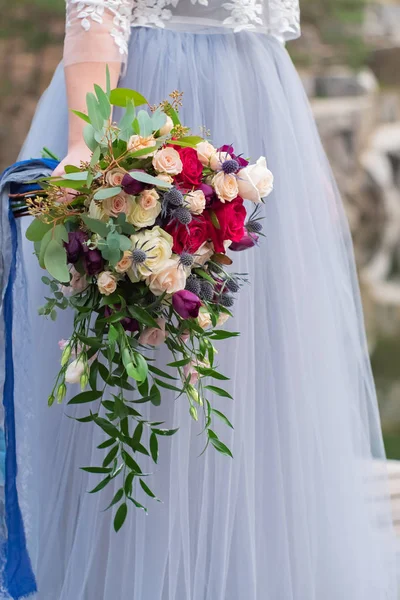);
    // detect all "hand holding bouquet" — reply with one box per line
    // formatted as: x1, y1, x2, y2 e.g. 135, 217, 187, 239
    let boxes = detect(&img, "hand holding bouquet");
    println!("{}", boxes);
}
25, 74, 273, 530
